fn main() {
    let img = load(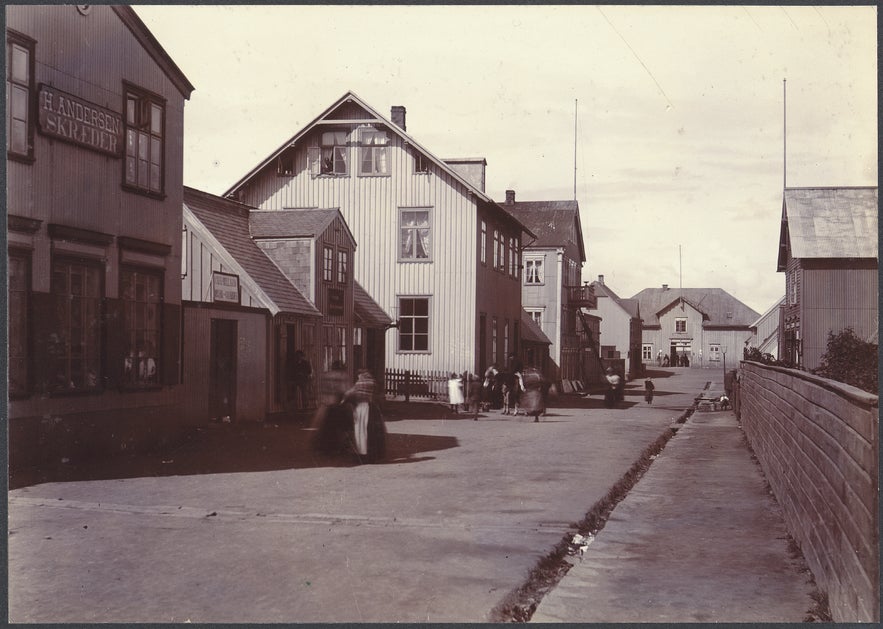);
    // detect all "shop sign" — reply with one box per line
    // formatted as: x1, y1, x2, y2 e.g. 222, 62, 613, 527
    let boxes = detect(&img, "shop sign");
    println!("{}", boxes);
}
213, 272, 240, 304
328, 288, 344, 316
38, 84, 123, 157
